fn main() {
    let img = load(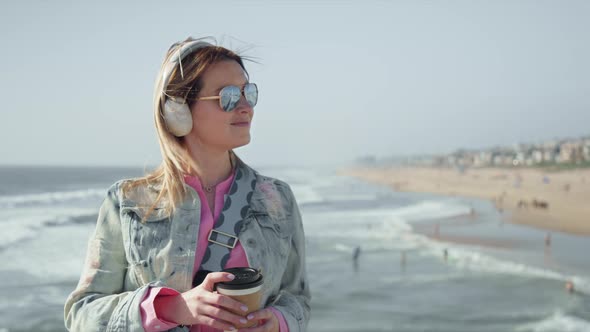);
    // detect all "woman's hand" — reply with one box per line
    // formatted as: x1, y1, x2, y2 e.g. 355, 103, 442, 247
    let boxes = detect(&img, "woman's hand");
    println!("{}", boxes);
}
237, 308, 279, 332
154, 272, 250, 331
